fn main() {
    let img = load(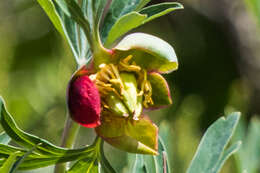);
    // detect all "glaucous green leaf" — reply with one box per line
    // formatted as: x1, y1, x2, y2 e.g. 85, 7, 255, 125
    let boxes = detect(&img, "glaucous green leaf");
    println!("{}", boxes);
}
212, 142, 241, 173
67, 157, 99, 173
38, 0, 83, 63
0, 132, 11, 145
105, 2, 183, 47
127, 136, 170, 173
101, 0, 150, 42
15, 152, 93, 170
92, 0, 107, 27
37, 0, 66, 37
139, 2, 183, 23
186, 112, 241, 173
0, 145, 28, 159
0, 152, 19, 173
0, 96, 94, 156
63, 0, 92, 41
99, 140, 116, 173
95, 115, 158, 155
54, 3, 81, 61
132, 154, 145, 173
148, 72, 172, 108
143, 137, 171, 173
233, 118, 260, 173
113, 33, 178, 73
9, 145, 37, 173
105, 12, 147, 47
